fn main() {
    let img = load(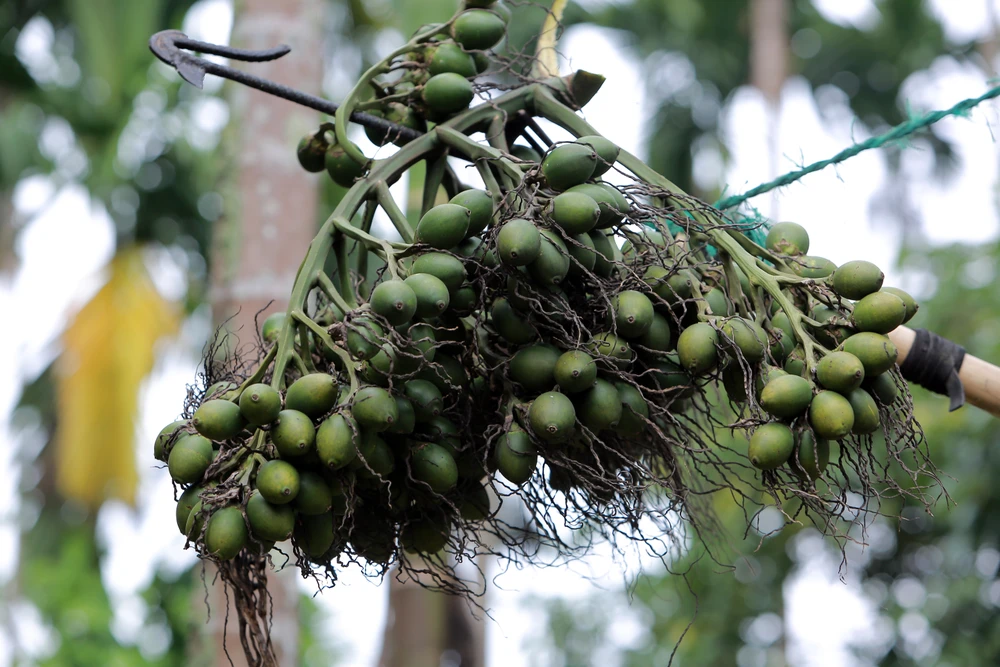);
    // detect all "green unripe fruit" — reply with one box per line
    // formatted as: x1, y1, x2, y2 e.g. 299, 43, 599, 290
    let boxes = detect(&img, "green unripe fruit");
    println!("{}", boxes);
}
411, 442, 459, 493
864, 372, 899, 405
809, 391, 855, 440
405, 323, 438, 366
510, 144, 542, 162
495, 425, 537, 485
816, 351, 865, 394
351, 386, 398, 432
793, 430, 829, 481
184, 500, 206, 539
721, 317, 767, 364
257, 460, 300, 505
404, 379, 444, 421
784, 350, 806, 377
755, 366, 788, 399
769, 312, 793, 341
509, 345, 561, 393
204, 380, 239, 400
792, 255, 837, 278
294, 472, 333, 515
589, 229, 620, 277
587, 332, 633, 367
832, 260, 884, 300
271, 410, 316, 458
410, 252, 467, 292
450, 189, 494, 236
324, 141, 366, 188
297, 133, 327, 172
644, 266, 693, 303
404, 273, 451, 318
881, 287, 919, 324
567, 233, 597, 275
550, 192, 600, 234
770, 328, 795, 362
491, 297, 535, 345
722, 362, 749, 403
847, 389, 880, 435
760, 375, 814, 419
295, 513, 337, 560
422, 72, 474, 114
576, 135, 619, 177
851, 291, 906, 334
427, 41, 477, 77
415, 203, 472, 249
840, 332, 898, 376
464, 0, 498, 6
677, 323, 719, 374
621, 229, 666, 259
205, 507, 248, 560
422, 416, 461, 456
246, 491, 295, 542
705, 288, 731, 317
541, 144, 598, 191
610, 290, 654, 338
765, 222, 810, 256
387, 396, 417, 434
566, 183, 627, 228
451, 9, 506, 49
614, 382, 649, 436
497, 218, 541, 266
357, 433, 394, 477
370, 280, 418, 326
239, 383, 282, 426
168, 434, 214, 484
577, 379, 622, 432
261, 312, 286, 343
554, 350, 598, 393
401, 515, 450, 555
176, 485, 204, 534
285, 373, 339, 418
316, 414, 359, 470
459, 482, 491, 521
193, 399, 244, 442
637, 314, 672, 353
473, 51, 490, 74
528, 391, 576, 443
346, 317, 385, 361
154, 420, 187, 462
748, 423, 795, 470
527, 229, 571, 287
